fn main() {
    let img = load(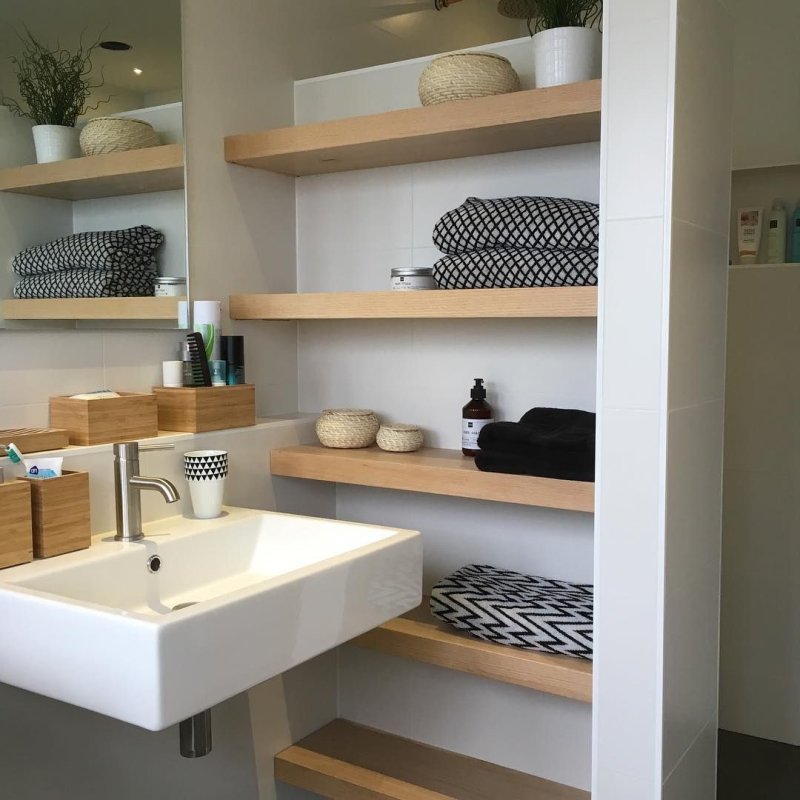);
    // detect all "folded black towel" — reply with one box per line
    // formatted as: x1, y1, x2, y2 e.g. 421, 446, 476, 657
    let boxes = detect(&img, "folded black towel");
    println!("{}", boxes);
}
475, 449, 594, 482
475, 408, 596, 481
433, 196, 599, 255
432, 247, 597, 290
13, 225, 164, 276
14, 261, 157, 299
479, 408, 595, 456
